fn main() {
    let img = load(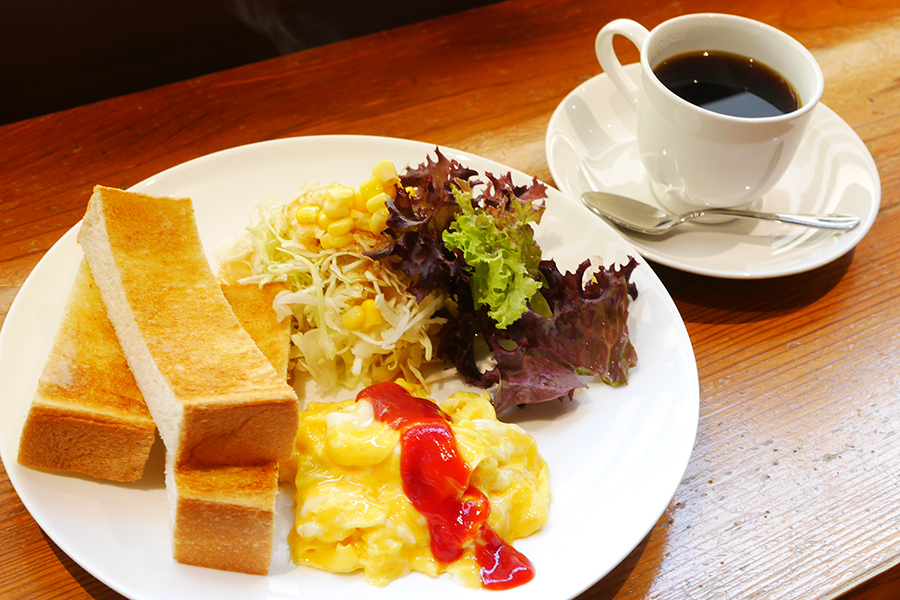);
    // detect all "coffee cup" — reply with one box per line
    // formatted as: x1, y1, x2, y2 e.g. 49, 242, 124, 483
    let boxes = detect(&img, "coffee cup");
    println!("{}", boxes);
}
595, 13, 824, 210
